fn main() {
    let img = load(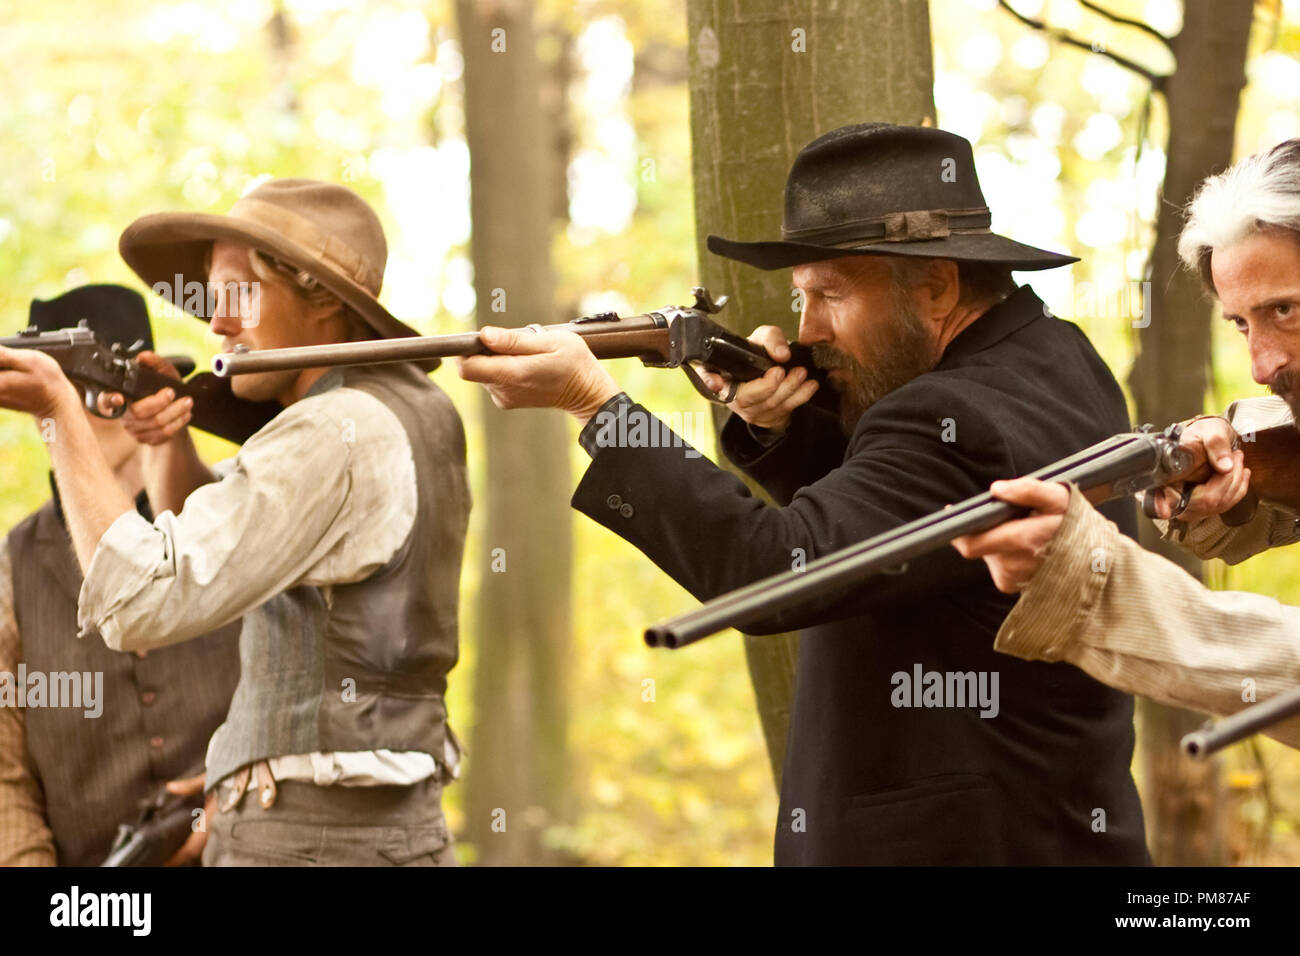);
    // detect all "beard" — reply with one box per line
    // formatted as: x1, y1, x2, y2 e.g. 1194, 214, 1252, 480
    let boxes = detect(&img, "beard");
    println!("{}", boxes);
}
810, 291, 936, 435
1269, 367, 1300, 426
